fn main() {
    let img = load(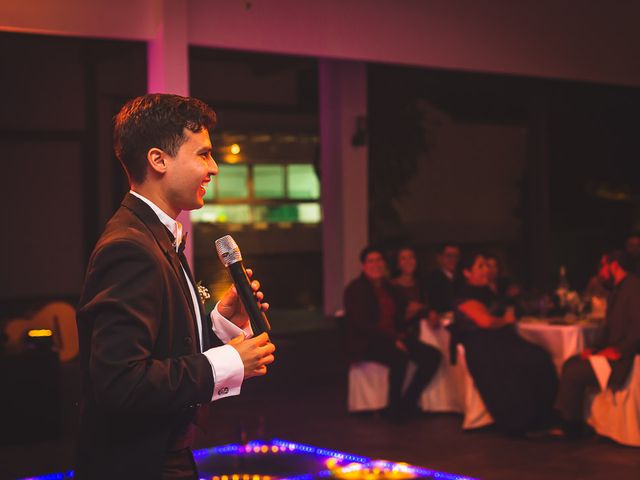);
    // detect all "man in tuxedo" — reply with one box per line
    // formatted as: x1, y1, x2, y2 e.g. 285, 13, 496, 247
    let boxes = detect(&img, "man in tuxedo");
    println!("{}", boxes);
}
425, 242, 460, 313
76, 94, 276, 479
555, 250, 640, 438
